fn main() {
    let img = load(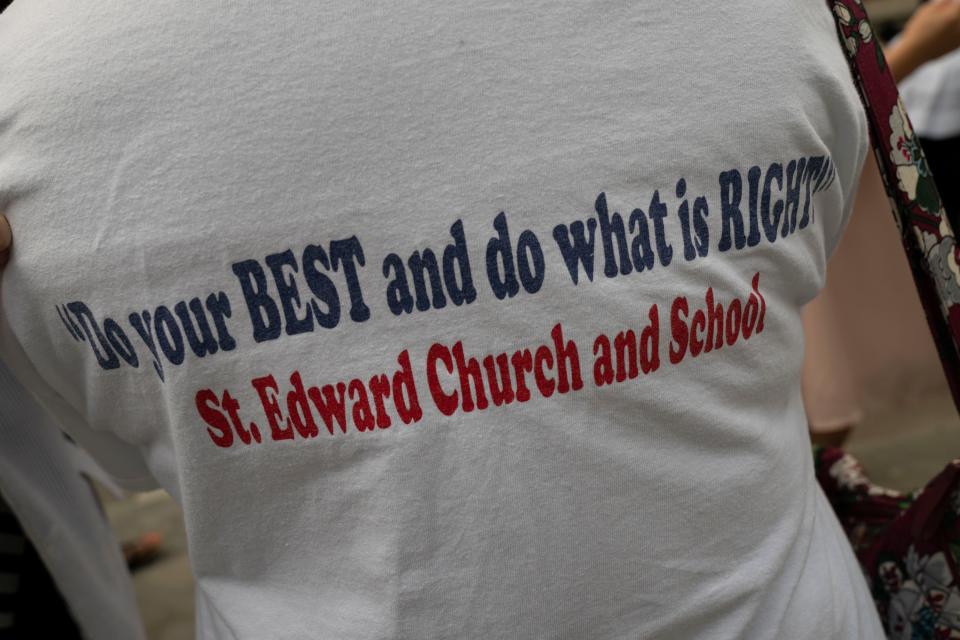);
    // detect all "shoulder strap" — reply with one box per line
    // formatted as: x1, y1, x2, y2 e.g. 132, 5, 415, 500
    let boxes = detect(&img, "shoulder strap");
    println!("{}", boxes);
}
828, 0, 960, 415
